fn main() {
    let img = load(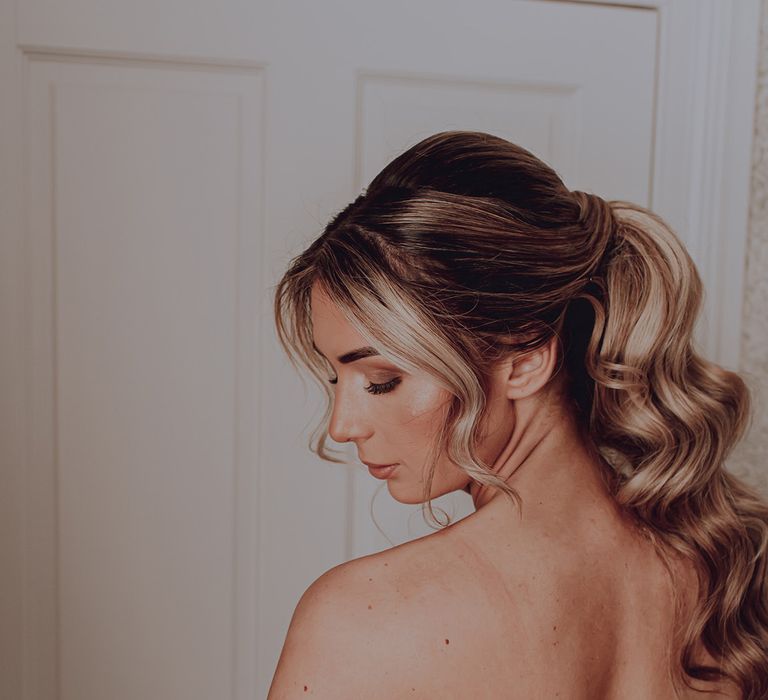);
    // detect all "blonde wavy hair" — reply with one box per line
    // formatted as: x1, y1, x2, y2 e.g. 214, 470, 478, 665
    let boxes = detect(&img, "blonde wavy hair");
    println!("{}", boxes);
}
273, 131, 768, 698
